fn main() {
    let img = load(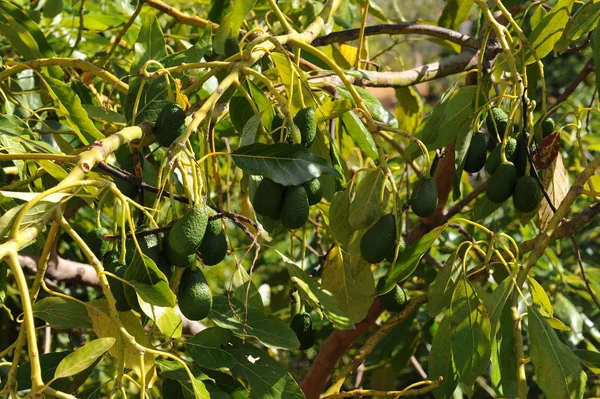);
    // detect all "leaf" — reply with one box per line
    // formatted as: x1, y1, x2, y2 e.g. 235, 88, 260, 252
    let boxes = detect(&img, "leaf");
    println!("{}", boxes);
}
239, 112, 263, 148
528, 276, 553, 317
328, 189, 353, 248
340, 111, 378, 160
426, 252, 460, 317
209, 296, 300, 349
229, 93, 255, 134
270, 52, 304, 113
428, 315, 459, 398
473, 194, 503, 221
538, 155, 568, 231
156, 360, 212, 399
395, 86, 423, 134
316, 99, 353, 122
33, 297, 92, 329
547, 317, 572, 331
439, 0, 474, 31
122, 77, 171, 124
490, 302, 518, 398
531, 4, 547, 30
406, 86, 476, 160
555, 0, 600, 53
383, 224, 447, 293
533, 131, 561, 170
124, 253, 175, 308
449, 278, 492, 388
593, 24, 600, 94
44, 77, 104, 145
0, 201, 55, 240
277, 250, 354, 330
130, 12, 167, 73
573, 349, 600, 374
528, 306, 587, 399
54, 338, 115, 379
186, 328, 304, 399
525, 0, 577, 64
248, 80, 274, 129
322, 246, 375, 323
0, 352, 69, 391
138, 300, 182, 339
337, 86, 397, 127
482, 276, 514, 330
348, 169, 388, 230
231, 143, 339, 186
